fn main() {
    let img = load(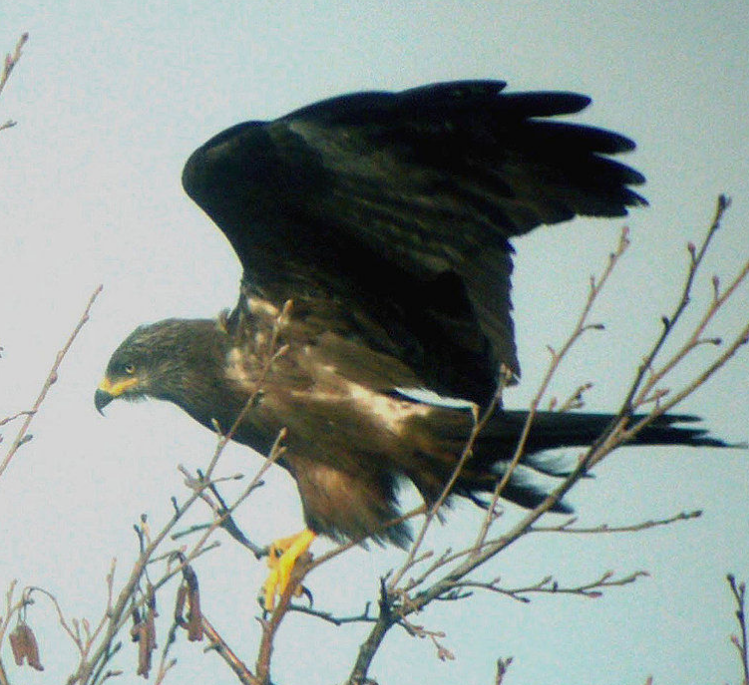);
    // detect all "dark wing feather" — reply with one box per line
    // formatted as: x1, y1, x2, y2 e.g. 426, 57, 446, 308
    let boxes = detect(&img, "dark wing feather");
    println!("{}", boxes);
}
182, 80, 646, 405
